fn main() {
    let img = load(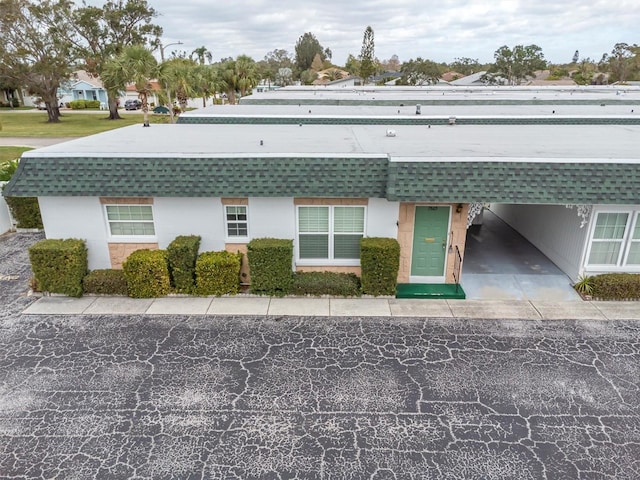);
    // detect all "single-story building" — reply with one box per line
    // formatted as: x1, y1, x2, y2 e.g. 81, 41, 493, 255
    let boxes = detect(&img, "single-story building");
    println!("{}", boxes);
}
4, 122, 640, 288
